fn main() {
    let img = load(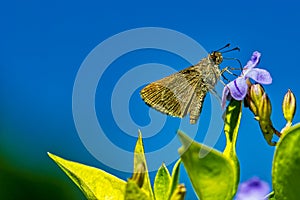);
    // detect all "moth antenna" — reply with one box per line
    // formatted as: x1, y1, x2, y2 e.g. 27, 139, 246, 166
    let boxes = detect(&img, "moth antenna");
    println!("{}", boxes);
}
215, 43, 230, 52
221, 47, 240, 53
